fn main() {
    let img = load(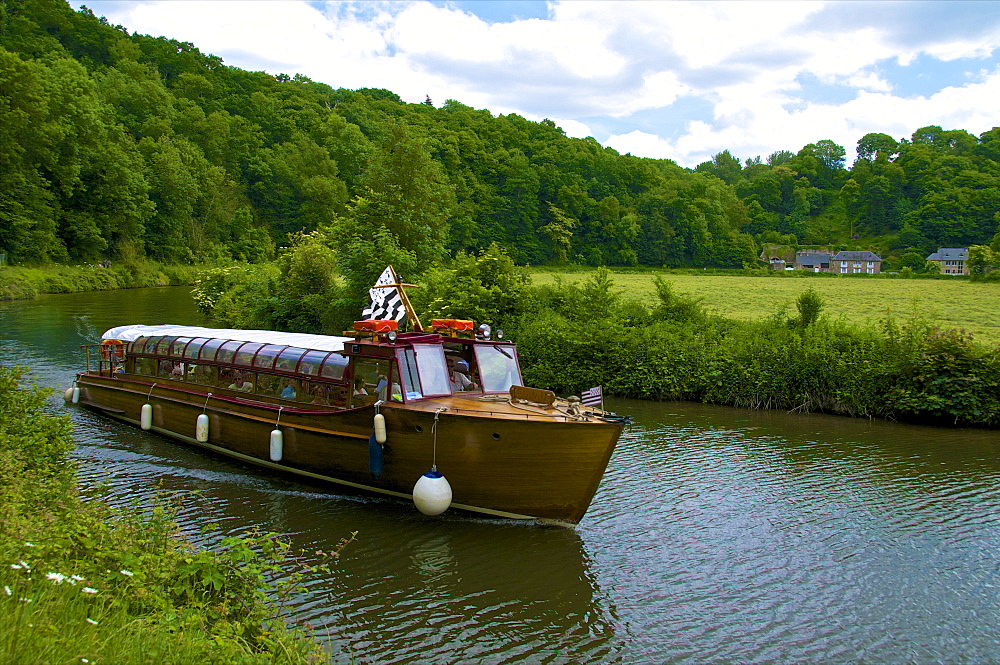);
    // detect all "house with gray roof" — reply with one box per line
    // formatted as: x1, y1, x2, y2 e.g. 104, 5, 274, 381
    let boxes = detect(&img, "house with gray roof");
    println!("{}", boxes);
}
830, 251, 882, 274
794, 251, 834, 272
925, 248, 969, 275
